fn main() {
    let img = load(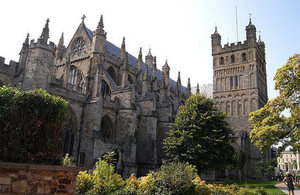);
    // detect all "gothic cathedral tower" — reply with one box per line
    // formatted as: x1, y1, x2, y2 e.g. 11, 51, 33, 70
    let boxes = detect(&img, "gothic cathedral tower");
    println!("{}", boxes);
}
211, 18, 268, 178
